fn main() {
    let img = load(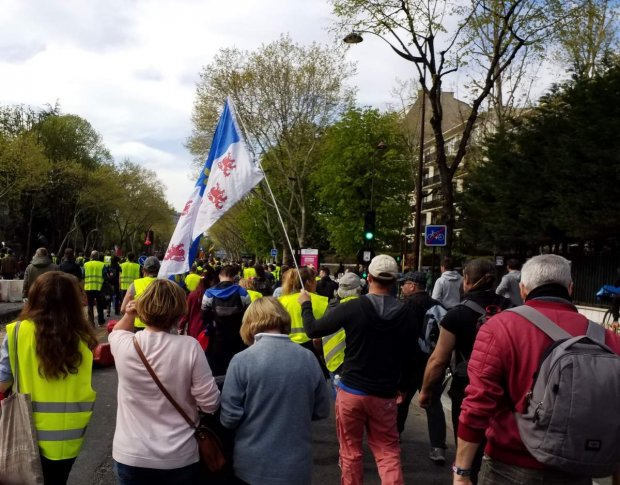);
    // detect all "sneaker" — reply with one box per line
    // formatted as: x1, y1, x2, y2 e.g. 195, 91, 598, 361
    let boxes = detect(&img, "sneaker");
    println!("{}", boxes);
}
429, 447, 446, 465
